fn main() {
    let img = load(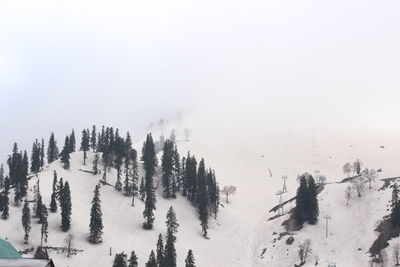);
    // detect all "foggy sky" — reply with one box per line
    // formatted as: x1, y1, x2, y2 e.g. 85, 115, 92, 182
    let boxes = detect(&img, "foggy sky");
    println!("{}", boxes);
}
1, 0, 400, 164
